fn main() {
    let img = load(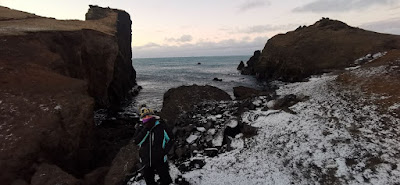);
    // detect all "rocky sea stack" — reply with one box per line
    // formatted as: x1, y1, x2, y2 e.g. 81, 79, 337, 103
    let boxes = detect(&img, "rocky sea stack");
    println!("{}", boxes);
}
240, 18, 400, 82
0, 5, 137, 185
